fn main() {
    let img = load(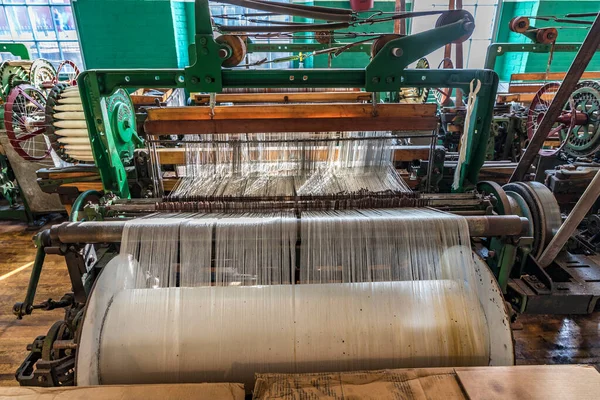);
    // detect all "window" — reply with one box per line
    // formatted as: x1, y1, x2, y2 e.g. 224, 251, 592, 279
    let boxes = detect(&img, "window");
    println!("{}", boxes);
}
410, 0, 500, 69
0, 0, 82, 67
